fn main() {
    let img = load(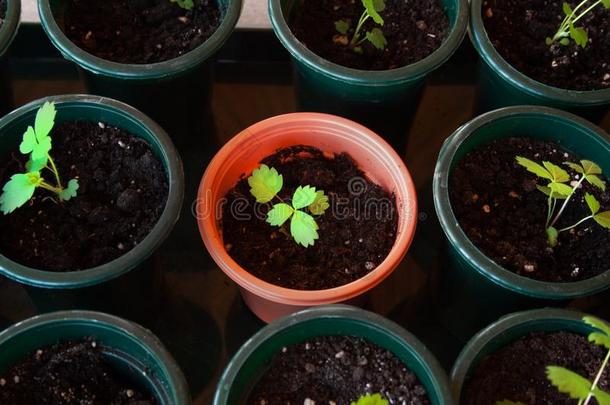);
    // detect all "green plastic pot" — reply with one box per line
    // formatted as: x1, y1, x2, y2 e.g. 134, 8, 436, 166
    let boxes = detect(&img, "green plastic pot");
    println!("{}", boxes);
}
0, 0, 20, 115
469, 0, 610, 122
0, 94, 184, 289
0, 310, 190, 404
214, 305, 453, 405
450, 308, 600, 403
433, 105, 610, 341
269, 0, 468, 152
38, 0, 242, 137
